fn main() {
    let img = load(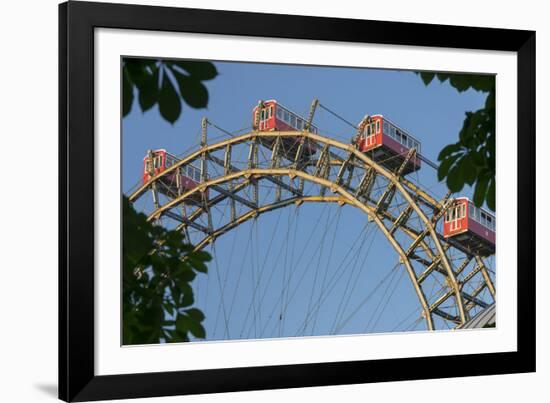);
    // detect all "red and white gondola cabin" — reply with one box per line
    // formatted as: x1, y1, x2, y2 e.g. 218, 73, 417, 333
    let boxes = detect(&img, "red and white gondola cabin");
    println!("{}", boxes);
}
357, 115, 421, 175
252, 100, 318, 160
443, 197, 495, 256
142, 149, 205, 204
